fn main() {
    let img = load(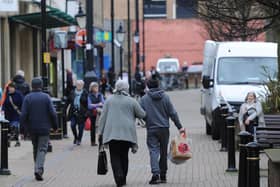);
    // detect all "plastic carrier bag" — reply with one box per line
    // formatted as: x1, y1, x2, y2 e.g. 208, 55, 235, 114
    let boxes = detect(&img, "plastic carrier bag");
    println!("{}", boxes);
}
168, 133, 192, 165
